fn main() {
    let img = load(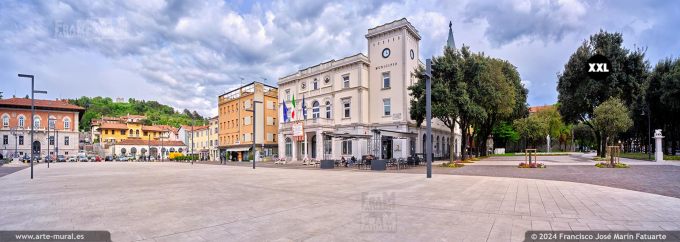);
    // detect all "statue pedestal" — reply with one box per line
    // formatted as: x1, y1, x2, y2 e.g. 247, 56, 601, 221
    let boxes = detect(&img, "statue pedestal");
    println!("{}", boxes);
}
653, 129, 664, 162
